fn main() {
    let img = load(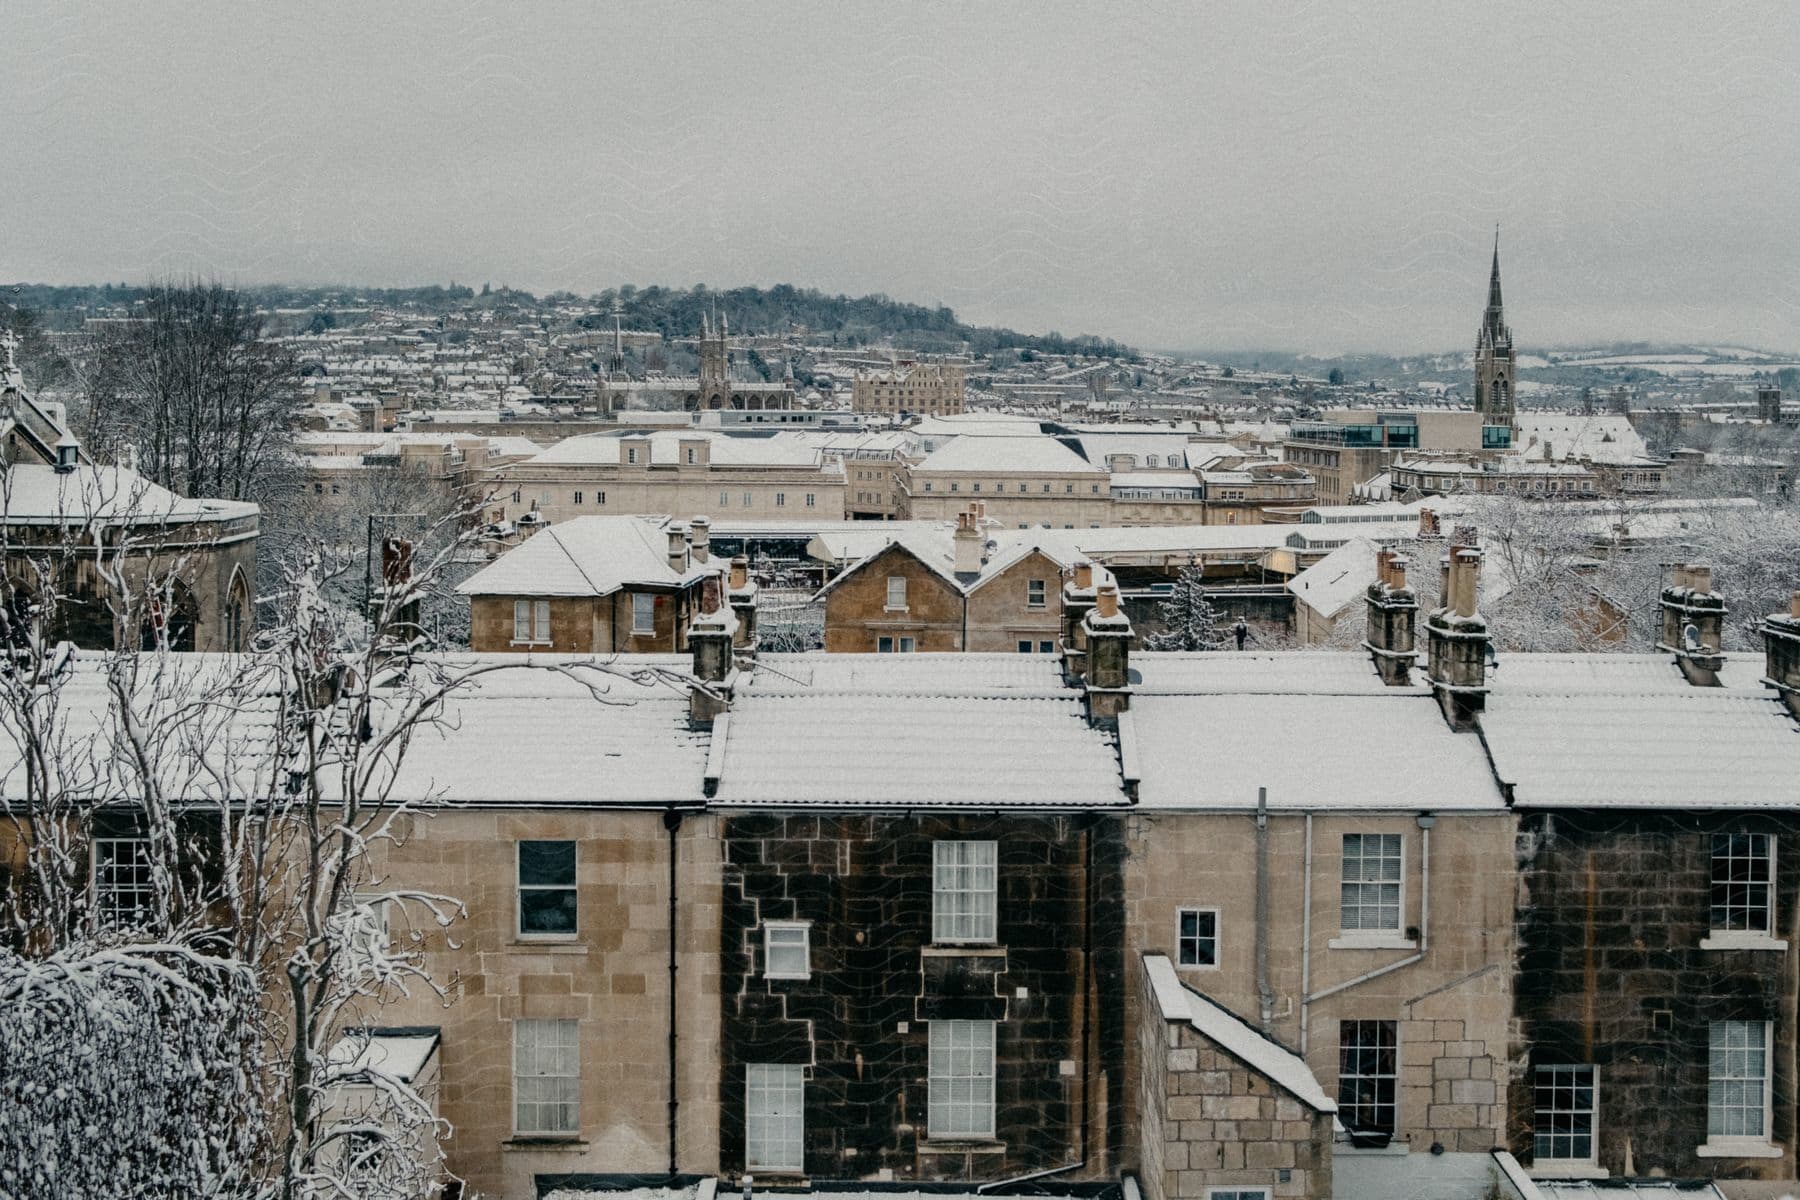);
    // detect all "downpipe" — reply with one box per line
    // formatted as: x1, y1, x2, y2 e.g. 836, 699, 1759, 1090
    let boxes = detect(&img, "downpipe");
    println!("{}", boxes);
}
1255, 787, 1273, 1033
